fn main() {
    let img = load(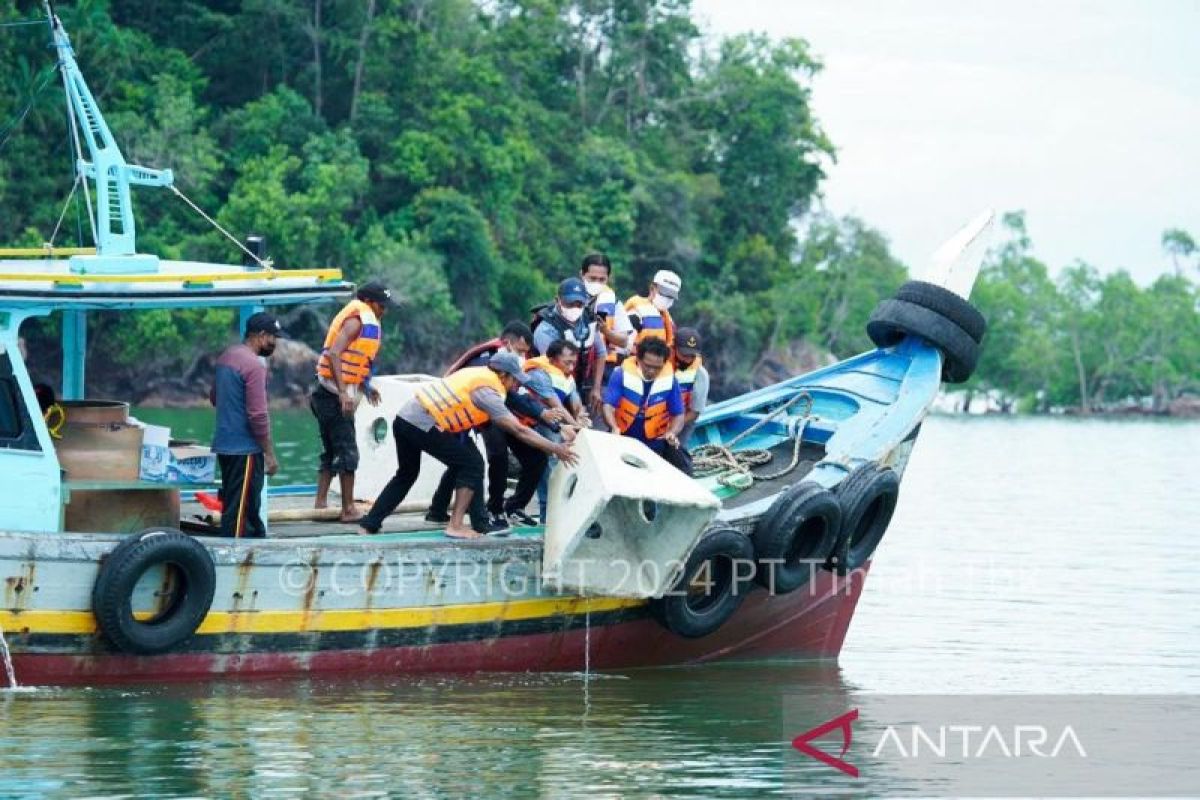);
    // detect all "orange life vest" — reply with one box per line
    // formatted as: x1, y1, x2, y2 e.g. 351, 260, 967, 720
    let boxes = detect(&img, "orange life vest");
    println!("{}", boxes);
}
316, 300, 382, 385
624, 294, 675, 354
612, 358, 676, 441
675, 355, 703, 412
417, 367, 508, 433
524, 356, 576, 404
594, 286, 625, 366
